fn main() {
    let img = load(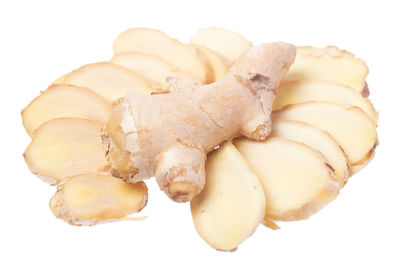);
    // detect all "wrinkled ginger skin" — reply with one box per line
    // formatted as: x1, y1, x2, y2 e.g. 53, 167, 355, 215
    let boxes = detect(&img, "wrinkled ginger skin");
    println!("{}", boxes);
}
103, 43, 296, 202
